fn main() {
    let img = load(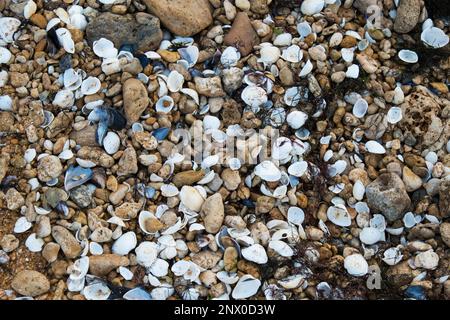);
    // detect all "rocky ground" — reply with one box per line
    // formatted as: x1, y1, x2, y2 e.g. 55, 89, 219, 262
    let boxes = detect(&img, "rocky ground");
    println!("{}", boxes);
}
0, 0, 449, 300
